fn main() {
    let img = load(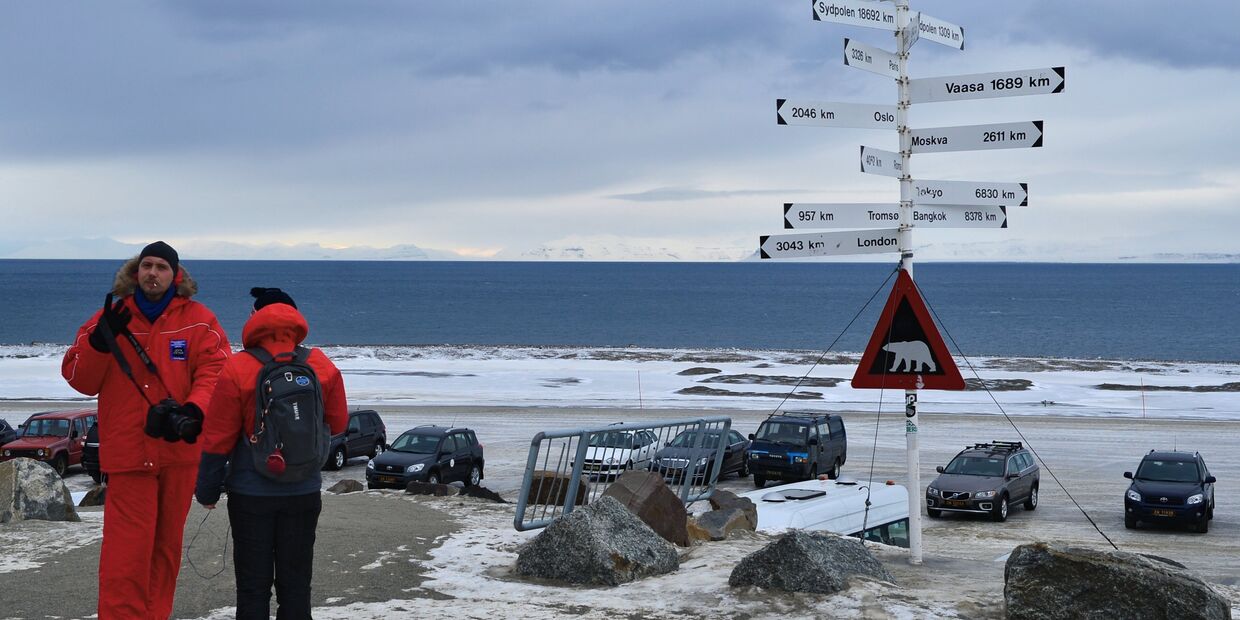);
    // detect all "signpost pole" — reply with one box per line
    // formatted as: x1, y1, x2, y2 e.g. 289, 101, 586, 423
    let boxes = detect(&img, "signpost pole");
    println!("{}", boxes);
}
895, 0, 923, 566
